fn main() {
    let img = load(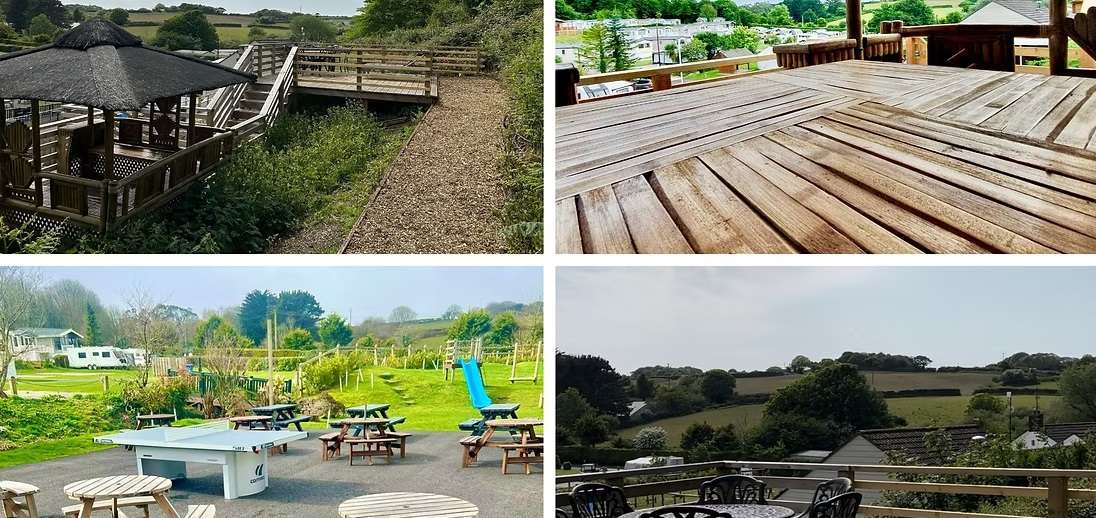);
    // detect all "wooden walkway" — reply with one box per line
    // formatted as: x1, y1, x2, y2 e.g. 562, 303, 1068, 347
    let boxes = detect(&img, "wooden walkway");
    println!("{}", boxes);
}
556, 60, 1096, 253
